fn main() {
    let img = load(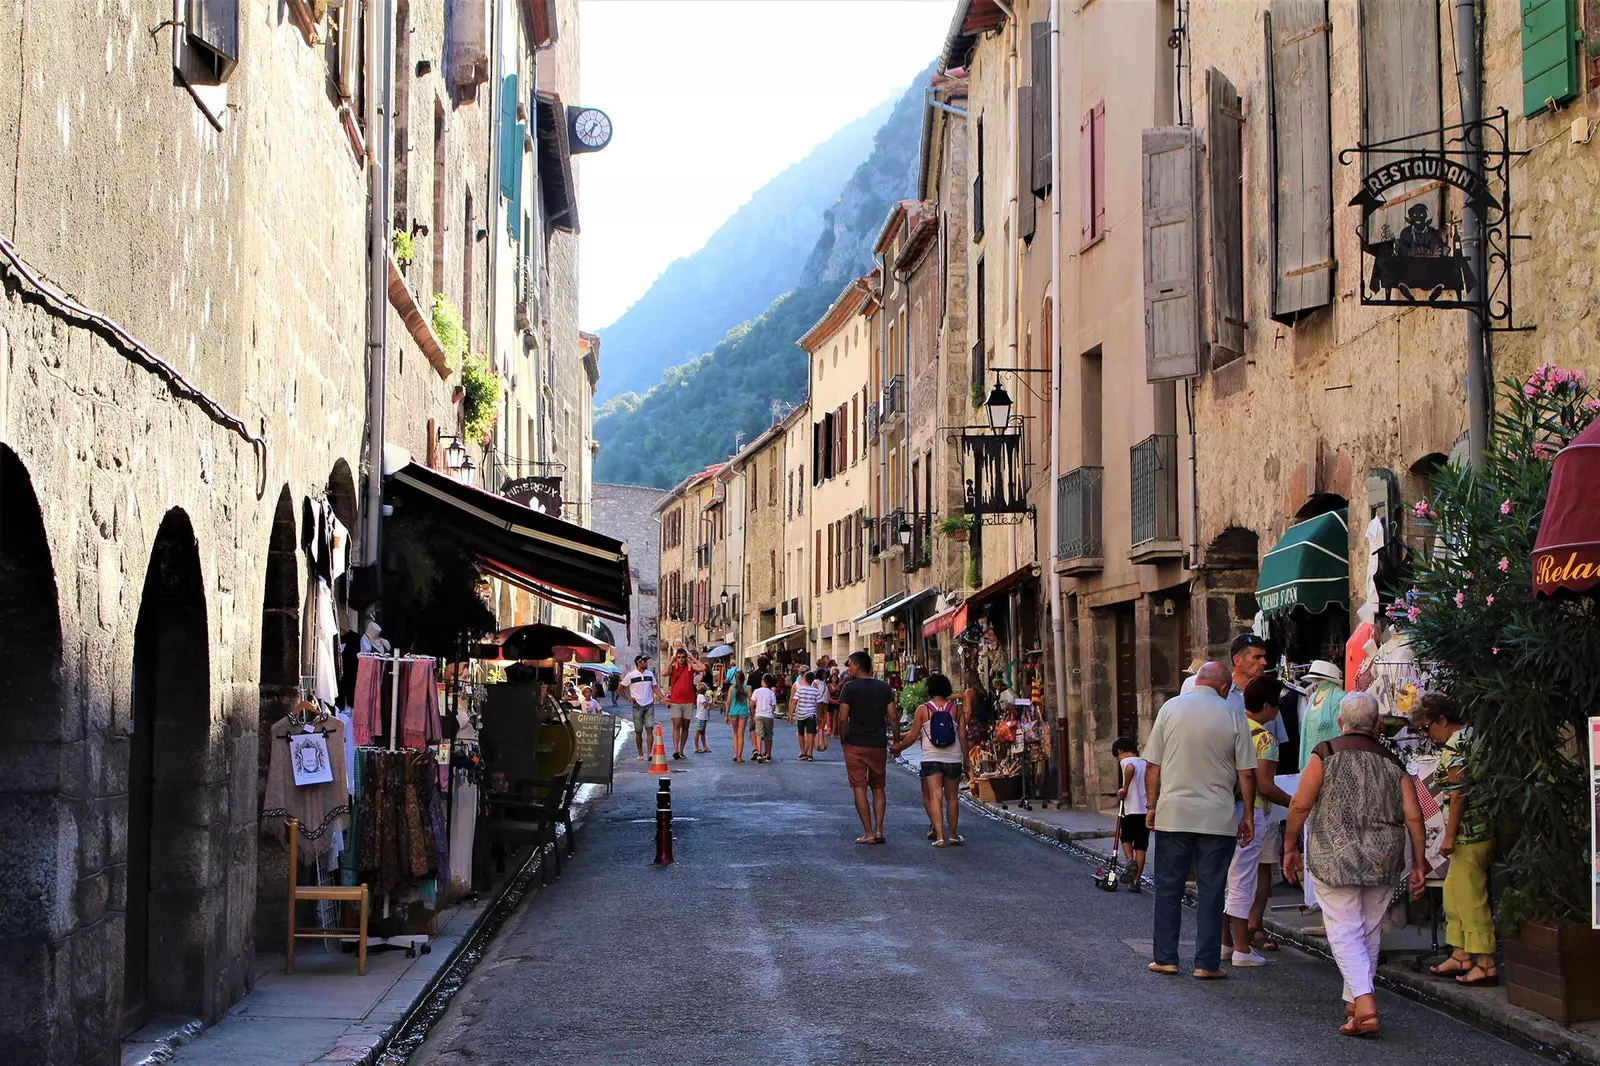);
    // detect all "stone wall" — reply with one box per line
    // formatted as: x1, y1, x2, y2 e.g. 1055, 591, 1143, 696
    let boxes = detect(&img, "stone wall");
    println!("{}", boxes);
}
591, 483, 663, 666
